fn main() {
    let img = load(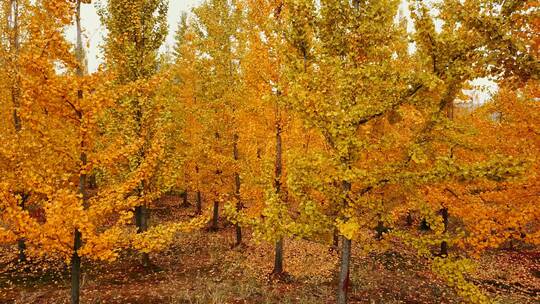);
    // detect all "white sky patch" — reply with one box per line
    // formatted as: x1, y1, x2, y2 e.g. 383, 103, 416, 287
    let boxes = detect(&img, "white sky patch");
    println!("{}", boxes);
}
463, 78, 499, 105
